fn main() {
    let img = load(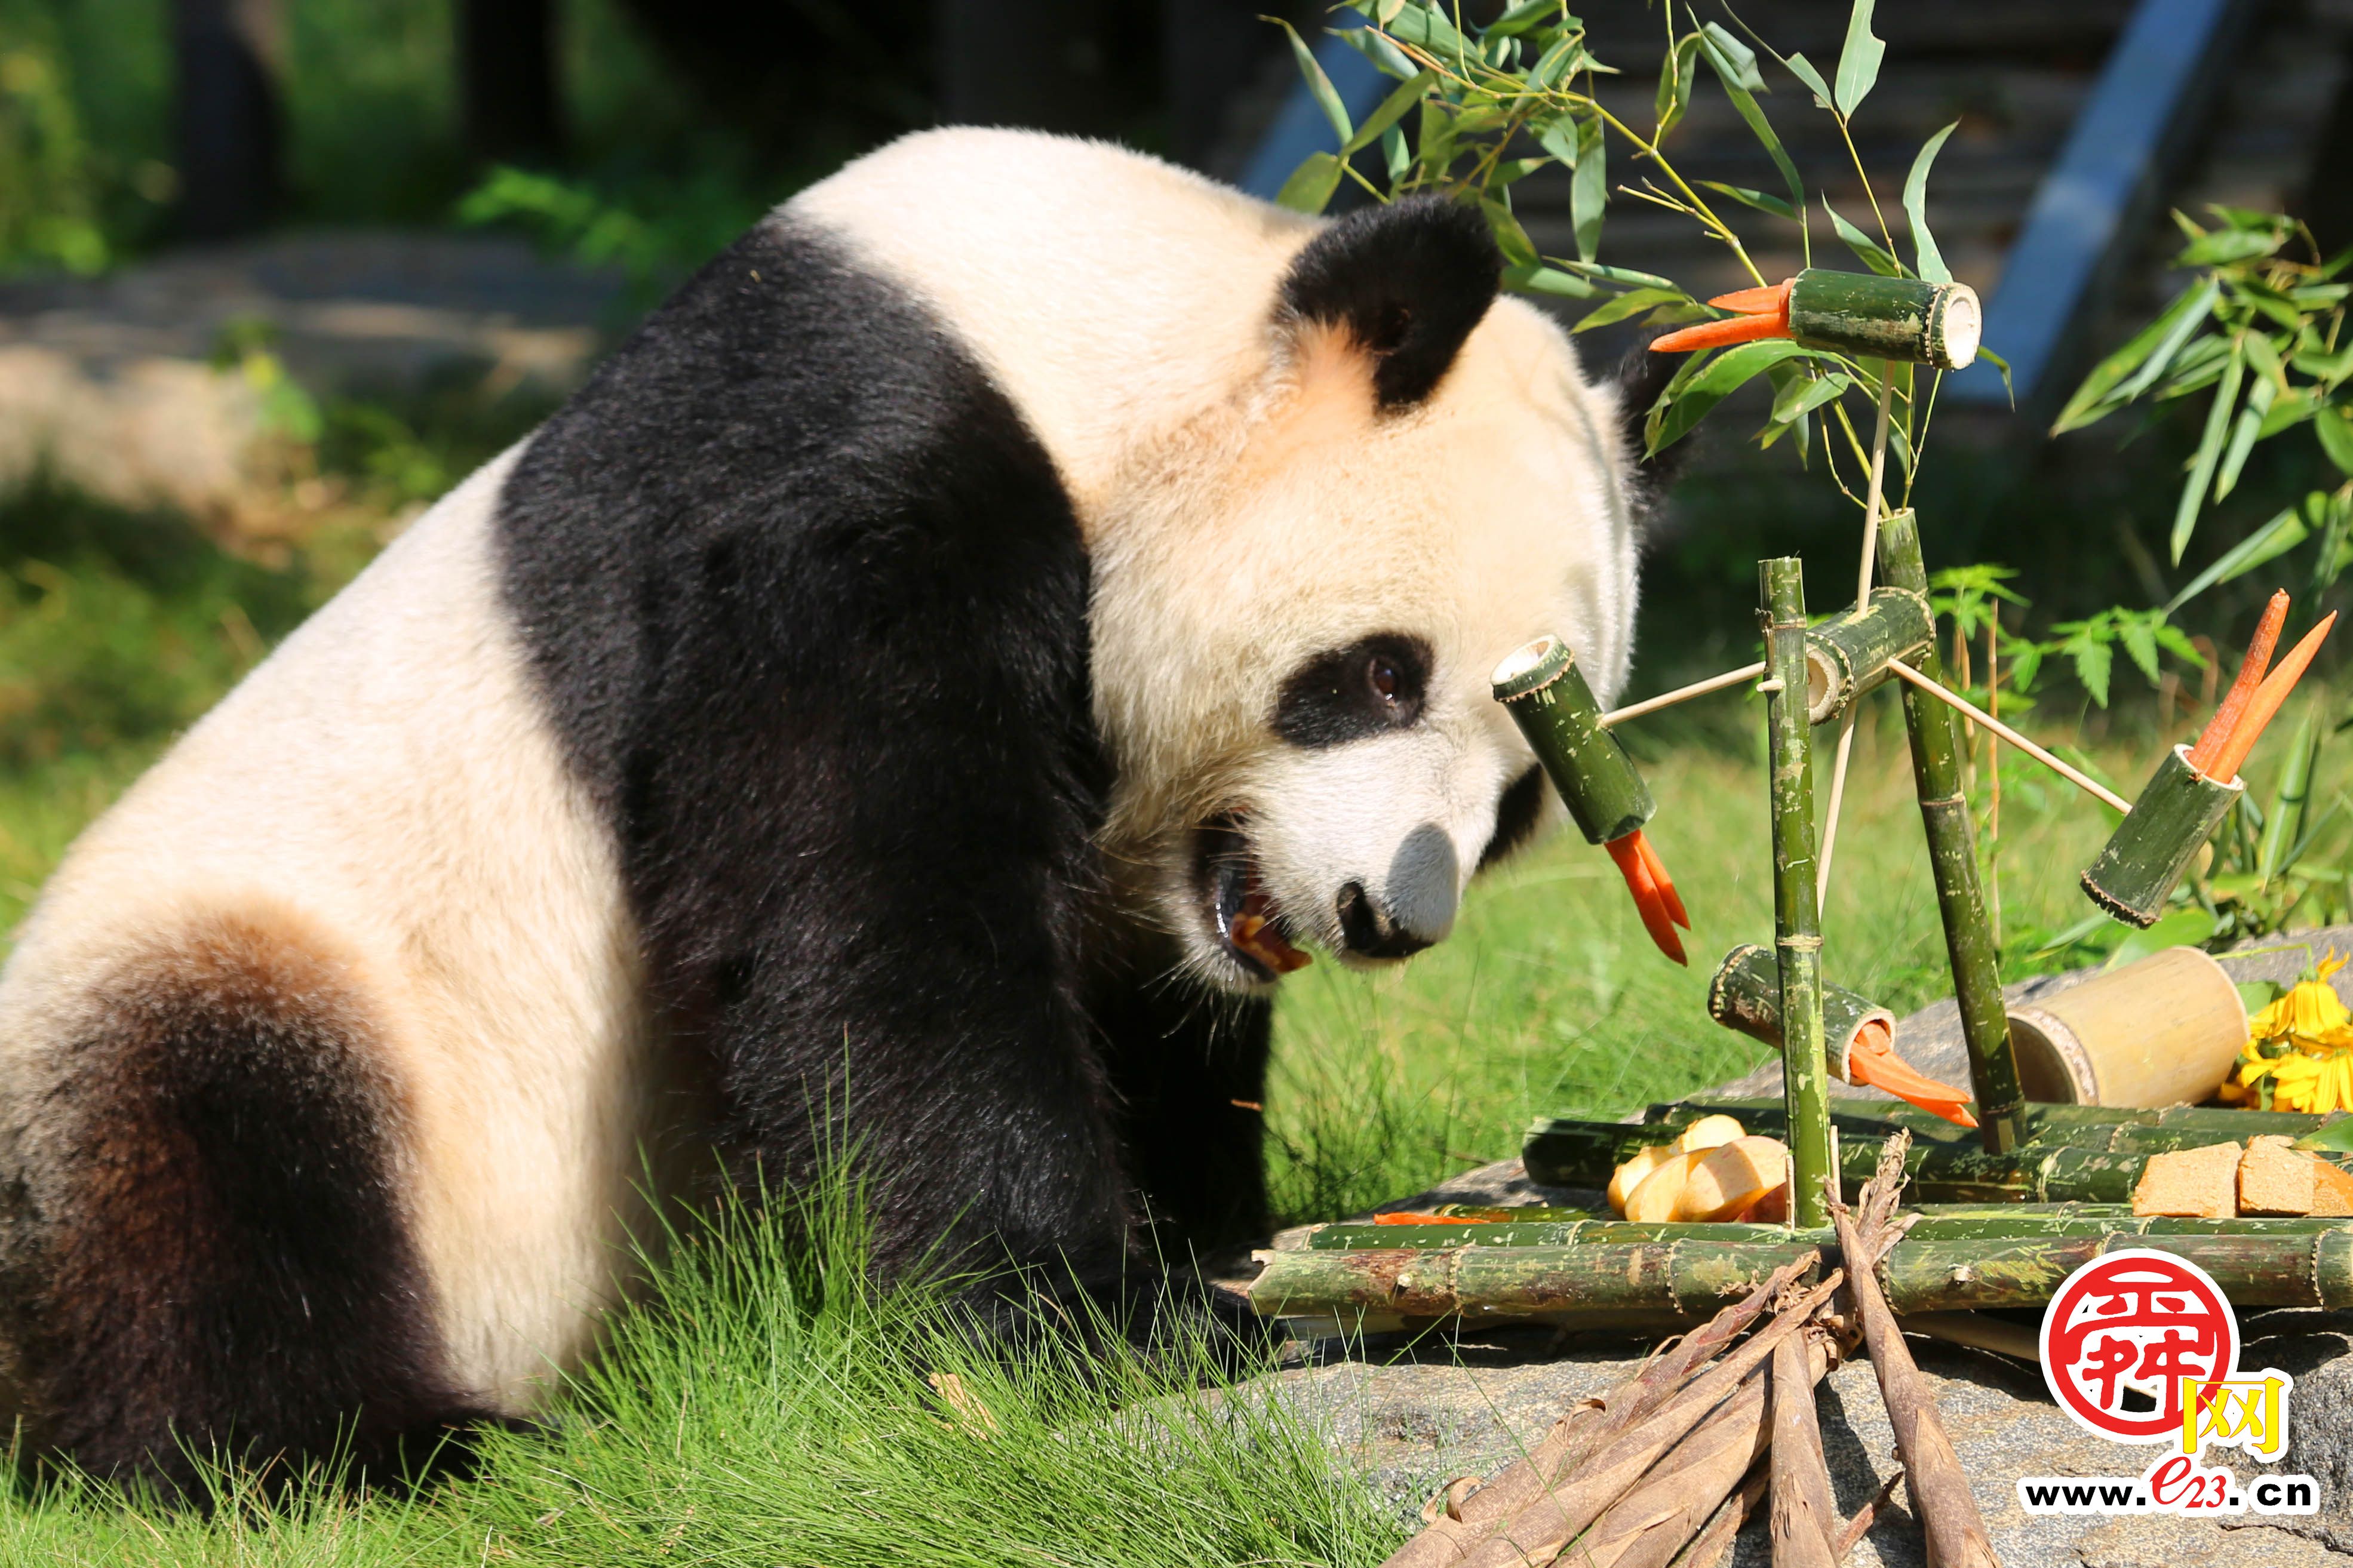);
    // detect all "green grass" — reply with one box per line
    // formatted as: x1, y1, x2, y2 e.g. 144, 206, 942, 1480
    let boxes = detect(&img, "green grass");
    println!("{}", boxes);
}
0, 476, 2340, 1561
